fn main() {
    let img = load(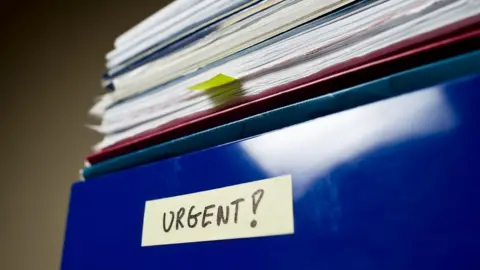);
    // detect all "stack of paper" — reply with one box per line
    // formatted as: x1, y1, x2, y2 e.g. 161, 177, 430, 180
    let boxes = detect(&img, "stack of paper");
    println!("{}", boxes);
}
88, 0, 480, 161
